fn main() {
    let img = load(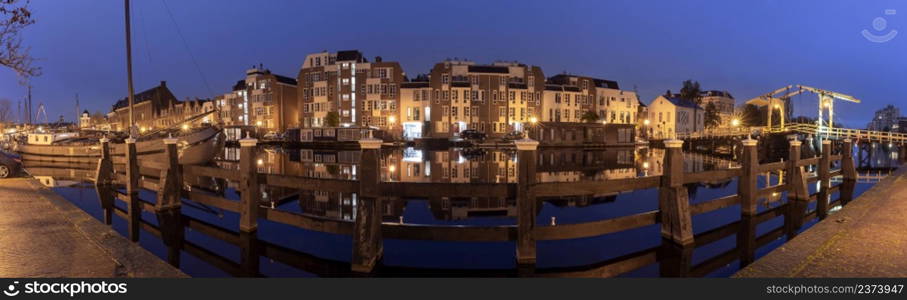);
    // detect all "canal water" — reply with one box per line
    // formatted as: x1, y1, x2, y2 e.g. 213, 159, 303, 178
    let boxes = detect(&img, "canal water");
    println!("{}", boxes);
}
30, 144, 899, 277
